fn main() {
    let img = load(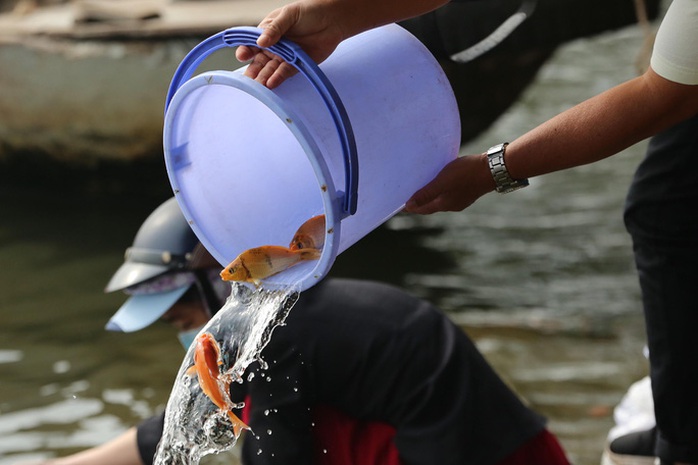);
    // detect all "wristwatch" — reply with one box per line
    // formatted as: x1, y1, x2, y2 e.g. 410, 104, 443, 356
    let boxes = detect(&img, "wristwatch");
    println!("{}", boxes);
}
486, 143, 529, 194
